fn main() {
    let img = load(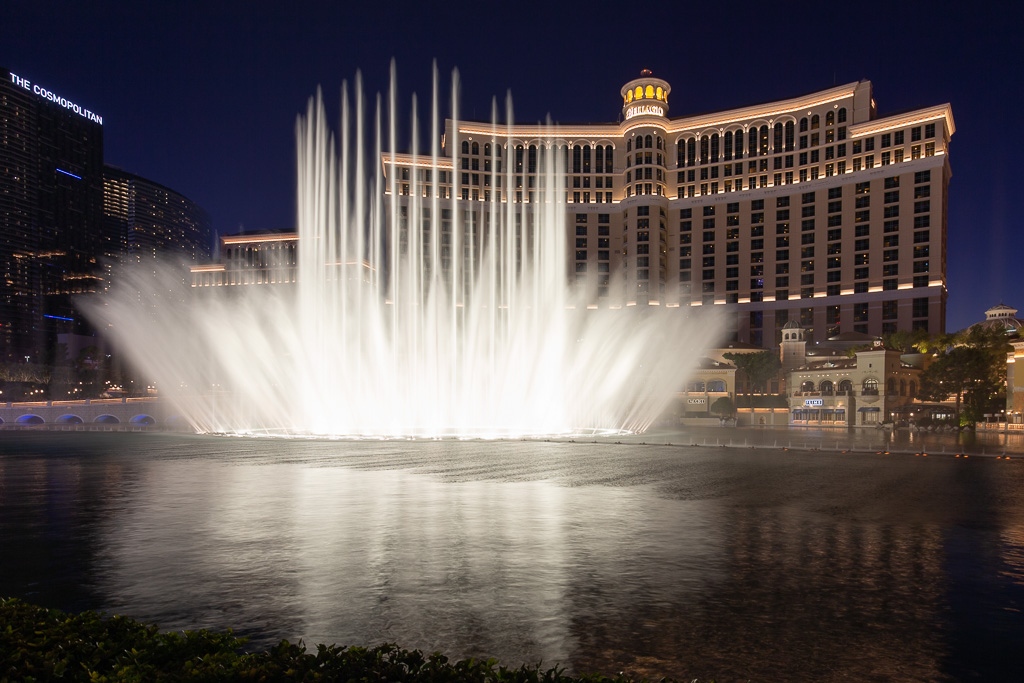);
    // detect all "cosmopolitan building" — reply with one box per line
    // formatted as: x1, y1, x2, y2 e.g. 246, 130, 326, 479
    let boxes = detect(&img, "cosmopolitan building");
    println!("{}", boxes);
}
1, 68, 110, 360
2, 67, 212, 362
382, 71, 954, 347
